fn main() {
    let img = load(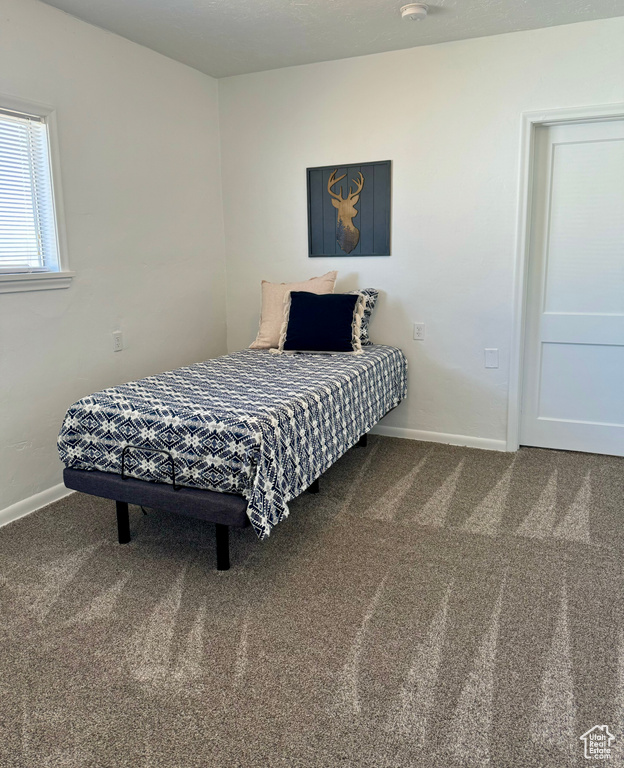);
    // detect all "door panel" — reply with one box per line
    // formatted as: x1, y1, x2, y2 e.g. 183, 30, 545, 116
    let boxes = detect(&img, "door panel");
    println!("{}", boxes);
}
544, 138, 624, 314
520, 119, 624, 456
538, 343, 624, 424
